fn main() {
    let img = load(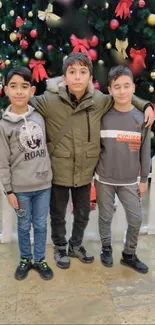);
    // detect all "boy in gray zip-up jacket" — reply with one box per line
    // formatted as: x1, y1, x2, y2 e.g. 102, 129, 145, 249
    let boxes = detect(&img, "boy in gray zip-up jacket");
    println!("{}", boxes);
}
95, 65, 150, 274
0, 67, 53, 281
